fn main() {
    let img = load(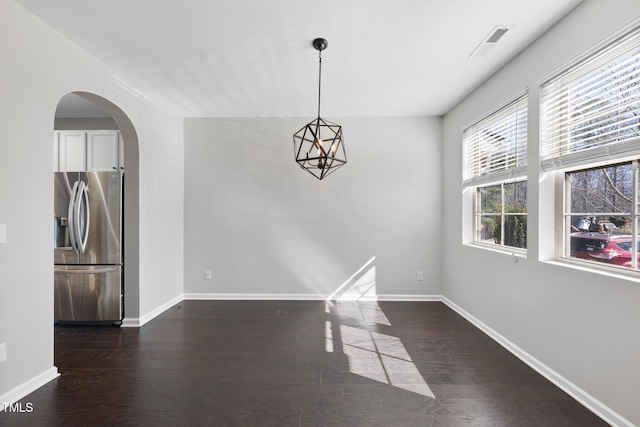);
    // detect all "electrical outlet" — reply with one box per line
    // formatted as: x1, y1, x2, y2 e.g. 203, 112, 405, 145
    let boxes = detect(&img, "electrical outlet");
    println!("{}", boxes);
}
416, 271, 423, 281
204, 270, 212, 280
0, 342, 6, 363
